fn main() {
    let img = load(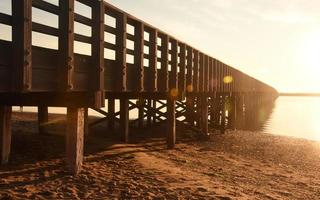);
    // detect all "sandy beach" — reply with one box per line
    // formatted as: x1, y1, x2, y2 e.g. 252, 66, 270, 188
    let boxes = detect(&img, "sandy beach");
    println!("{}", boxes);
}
0, 112, 320, 199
